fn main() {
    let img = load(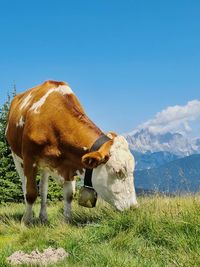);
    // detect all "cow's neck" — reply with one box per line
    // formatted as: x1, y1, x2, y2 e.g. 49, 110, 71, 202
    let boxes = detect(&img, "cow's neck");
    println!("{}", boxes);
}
57, 113, 103, 156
